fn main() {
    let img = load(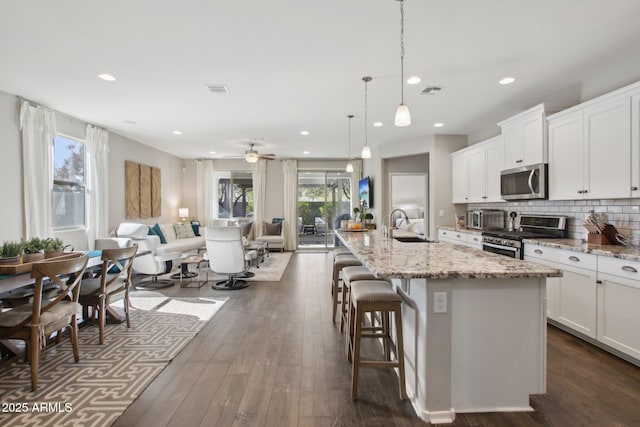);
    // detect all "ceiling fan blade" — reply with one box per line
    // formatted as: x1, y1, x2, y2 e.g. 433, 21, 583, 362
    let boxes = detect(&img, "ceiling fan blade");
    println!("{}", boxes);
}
259, 155, 276, 160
